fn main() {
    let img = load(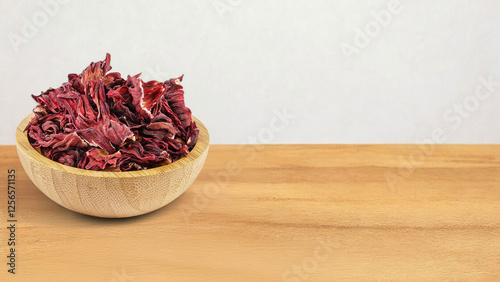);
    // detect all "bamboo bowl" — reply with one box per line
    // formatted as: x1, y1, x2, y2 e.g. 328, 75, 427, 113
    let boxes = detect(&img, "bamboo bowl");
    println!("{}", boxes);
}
16, 114, 209, 218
